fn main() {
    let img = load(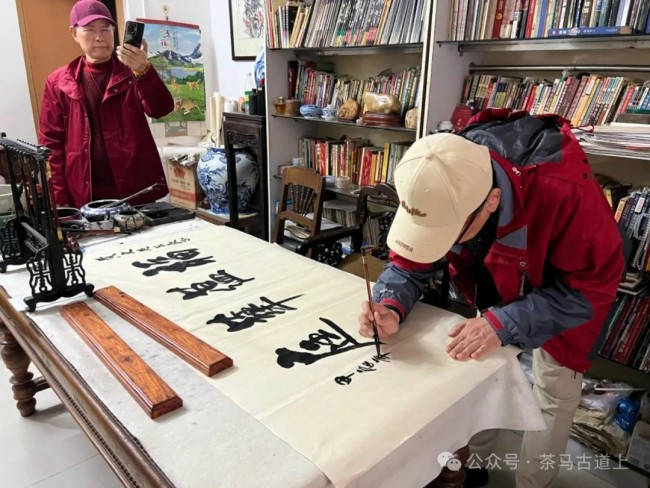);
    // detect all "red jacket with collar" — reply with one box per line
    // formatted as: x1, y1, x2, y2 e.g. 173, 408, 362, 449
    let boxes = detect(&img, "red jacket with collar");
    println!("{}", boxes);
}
39, 55, 173, 209
373, 110, 624, 373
